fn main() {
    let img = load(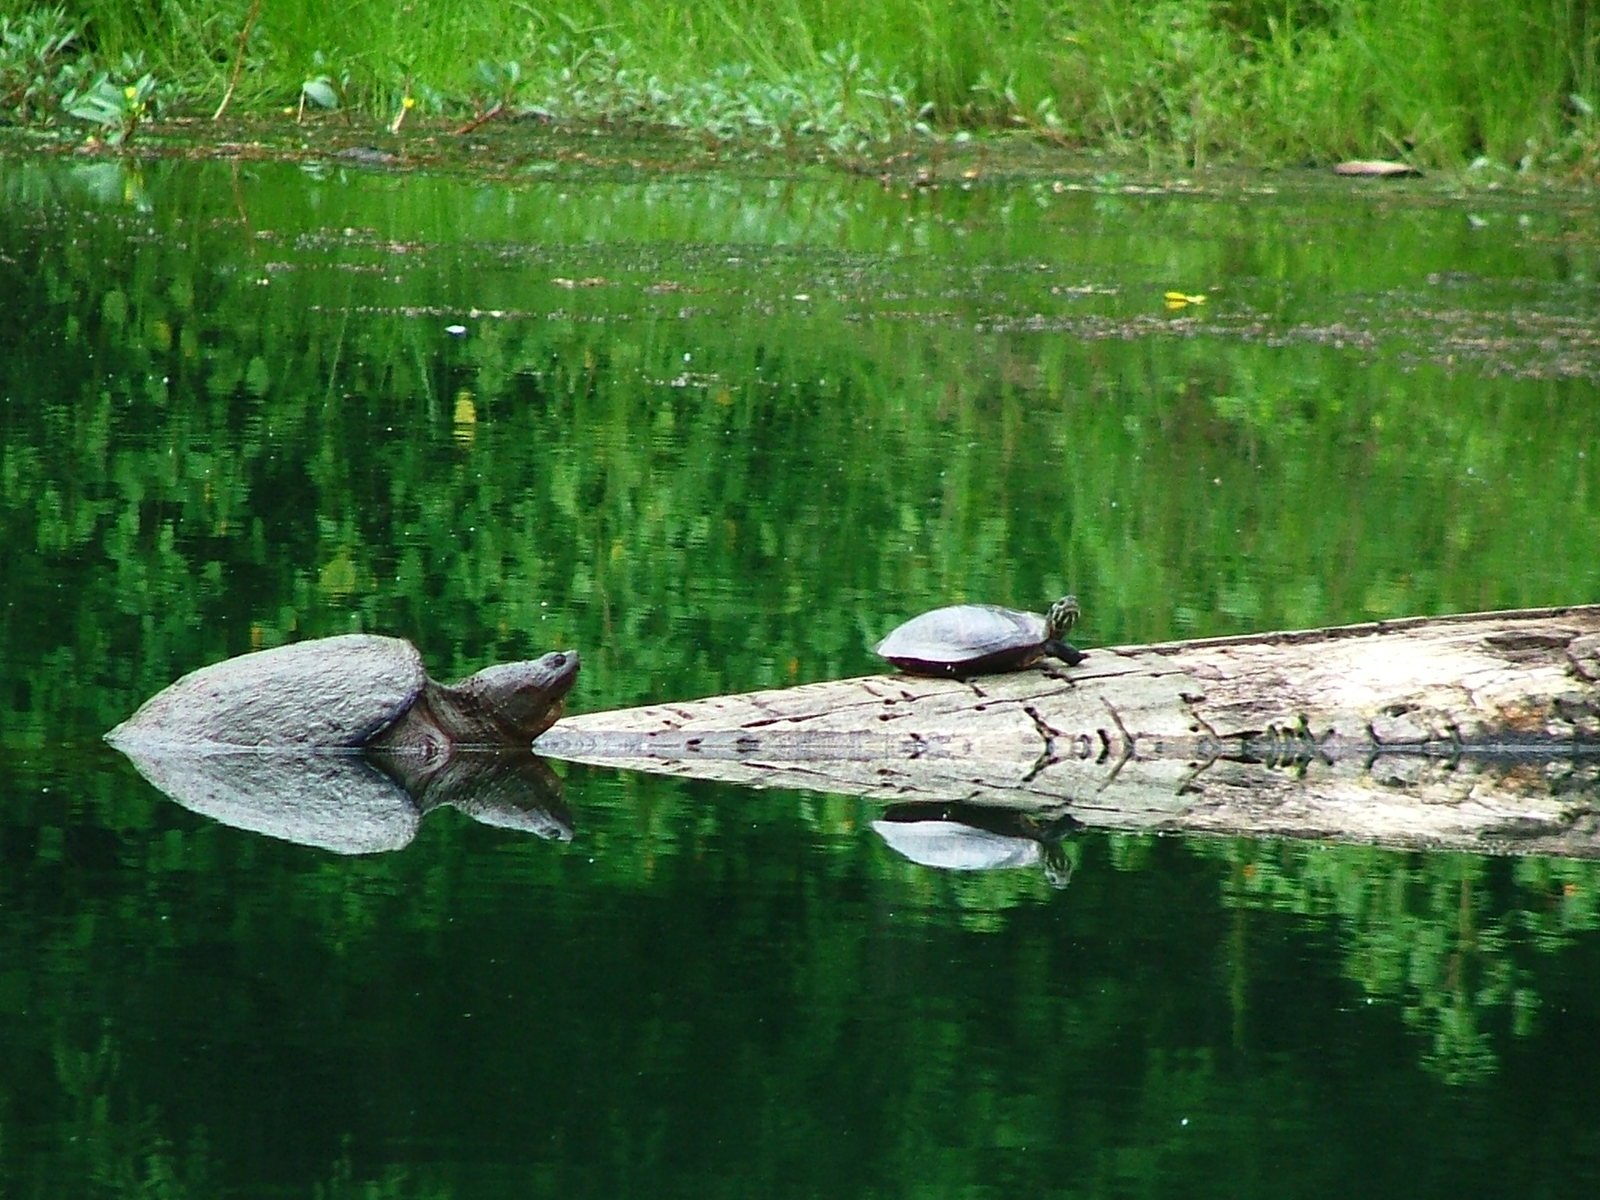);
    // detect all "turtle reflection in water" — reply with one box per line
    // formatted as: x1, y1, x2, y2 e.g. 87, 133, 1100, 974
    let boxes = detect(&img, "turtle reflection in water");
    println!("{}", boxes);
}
872, 803, 1082, 889
874, 595, 1086, 677
114, 740, 576, 855
106, 634, 582, 854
